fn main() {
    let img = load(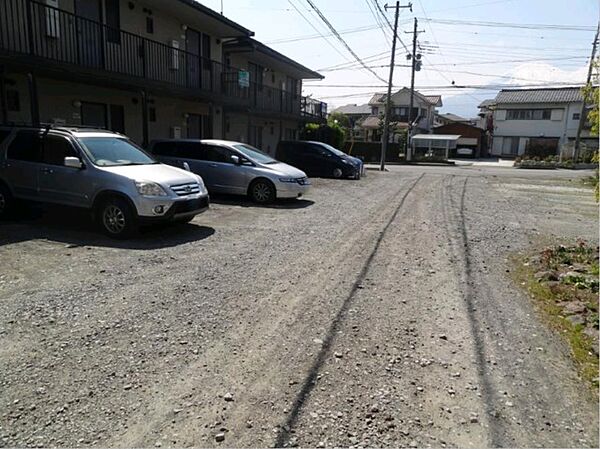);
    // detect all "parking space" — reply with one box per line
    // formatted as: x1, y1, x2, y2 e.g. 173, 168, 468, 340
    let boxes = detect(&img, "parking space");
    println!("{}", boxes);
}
0, 166, 598, 447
